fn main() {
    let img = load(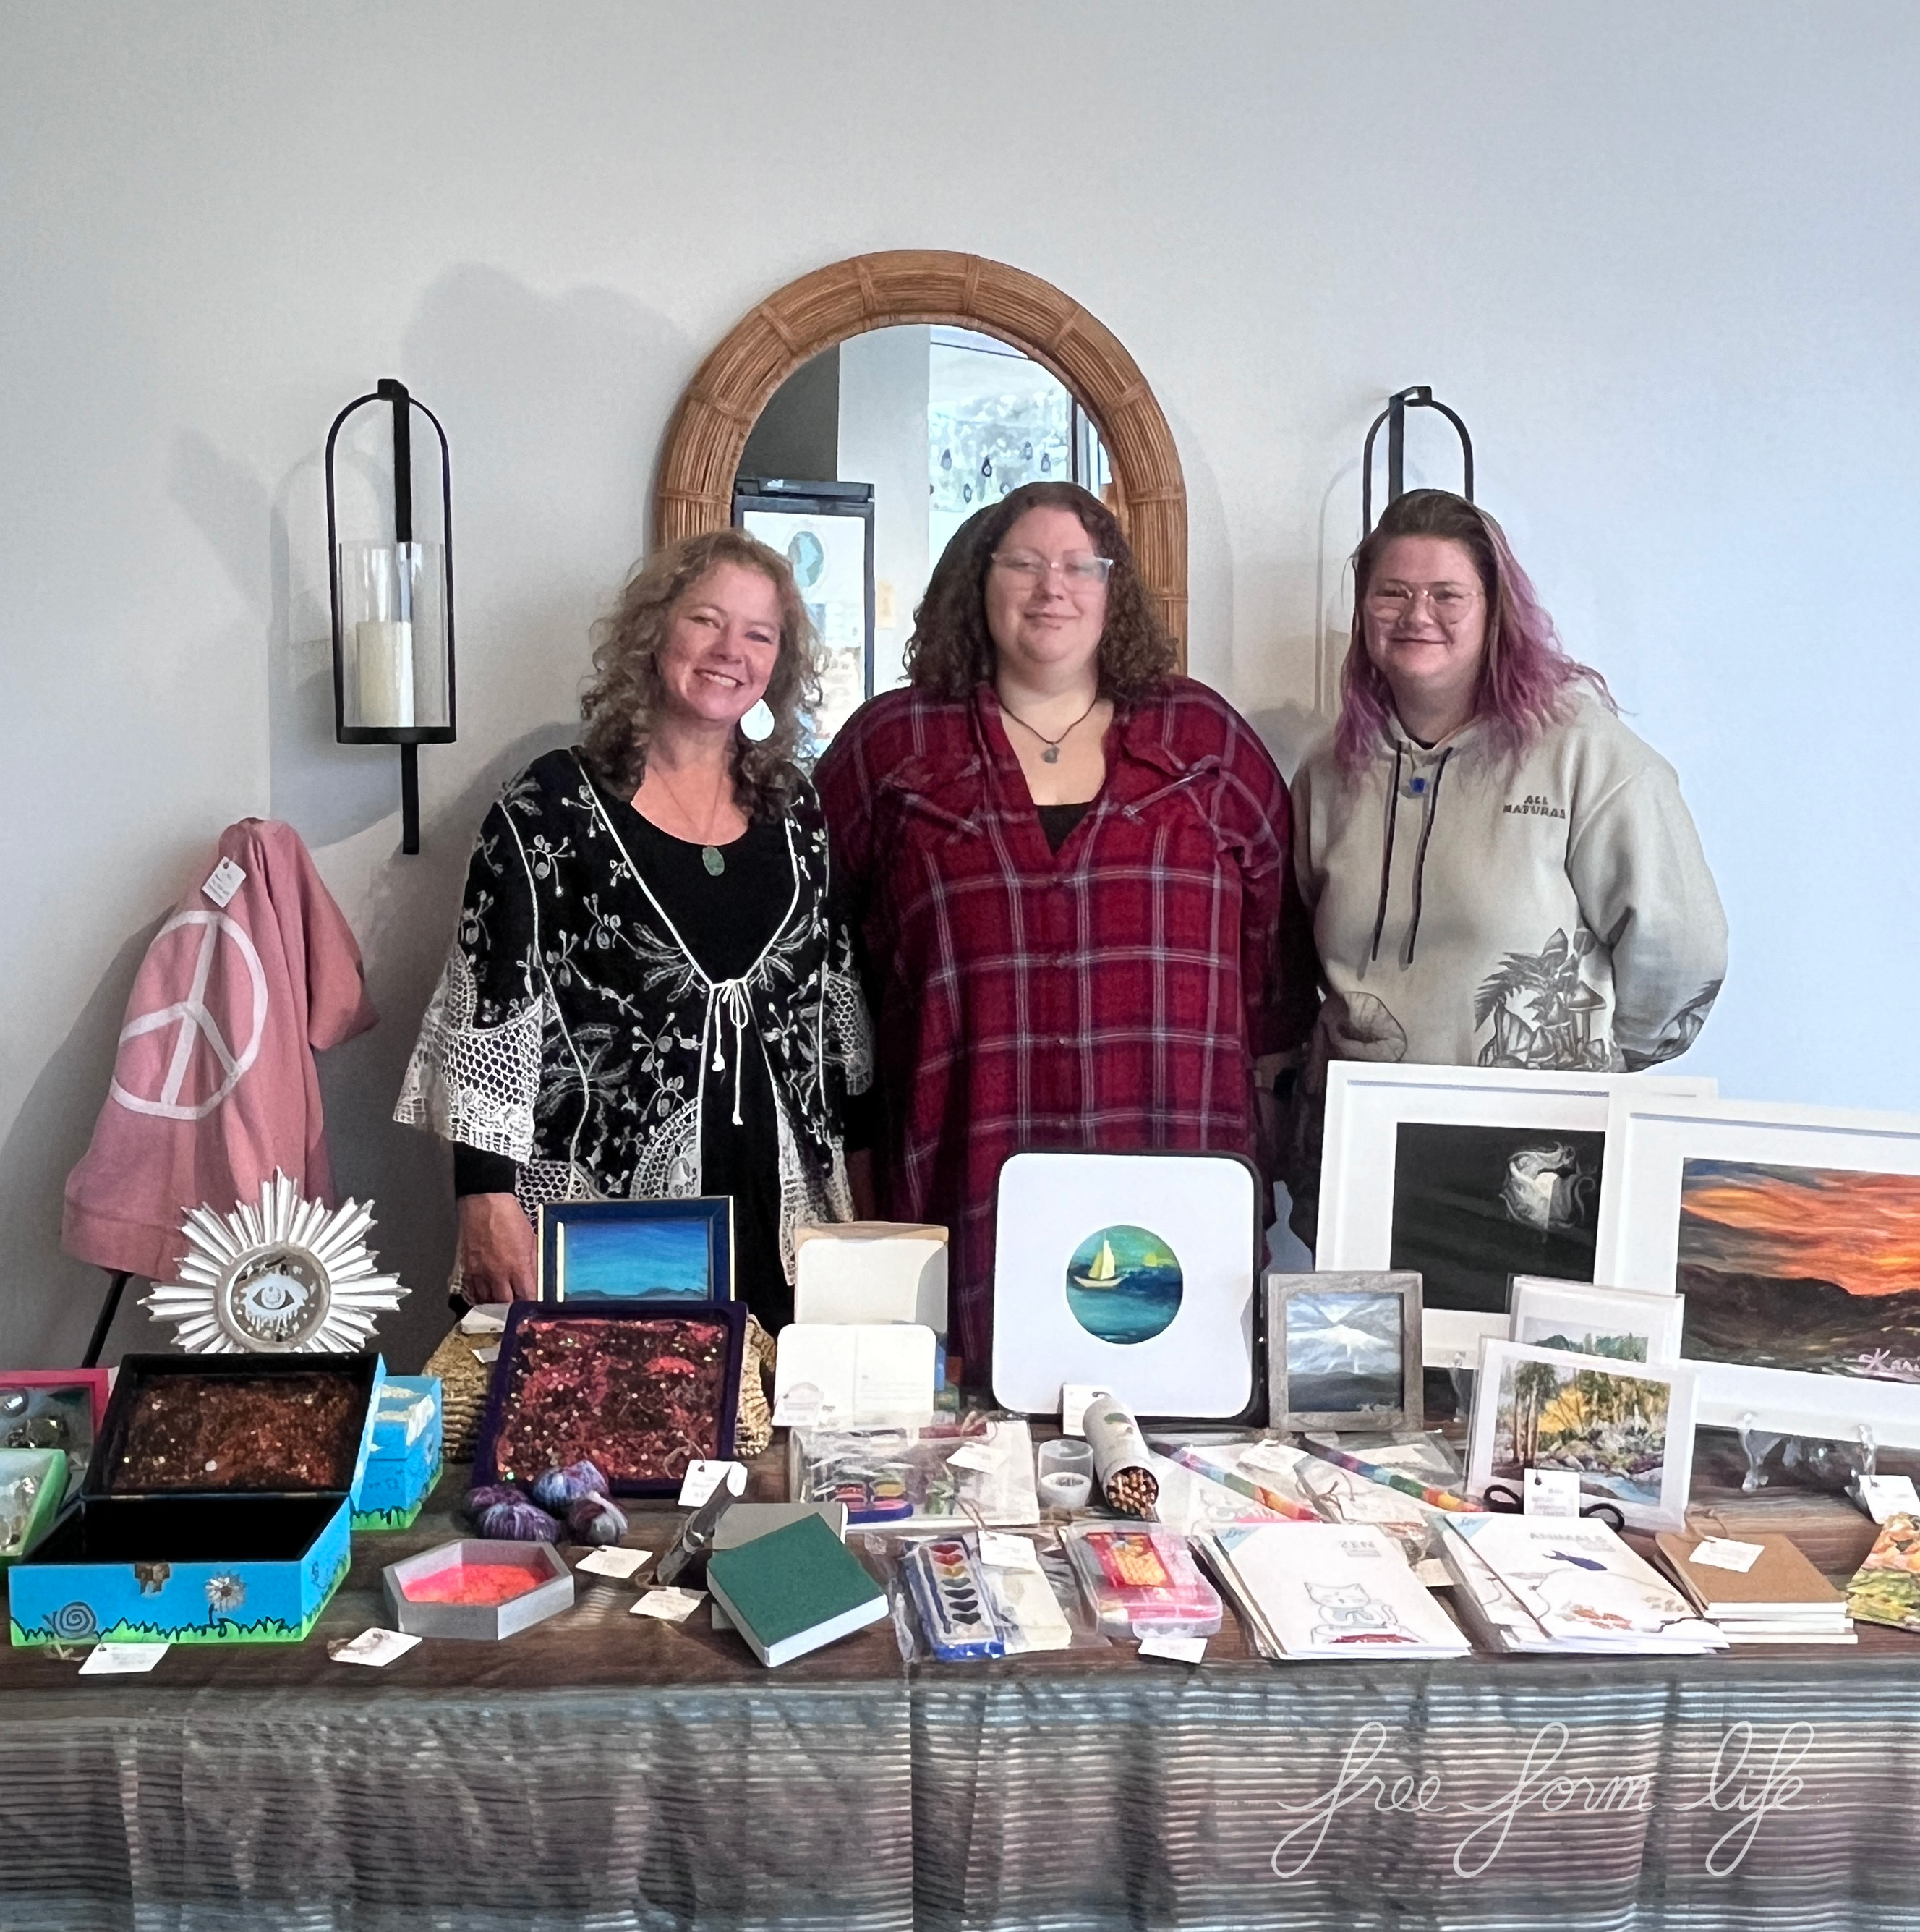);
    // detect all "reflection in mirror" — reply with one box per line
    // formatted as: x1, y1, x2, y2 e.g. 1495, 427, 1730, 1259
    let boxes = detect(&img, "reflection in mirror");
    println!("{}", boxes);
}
733, 325, 1112, 747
